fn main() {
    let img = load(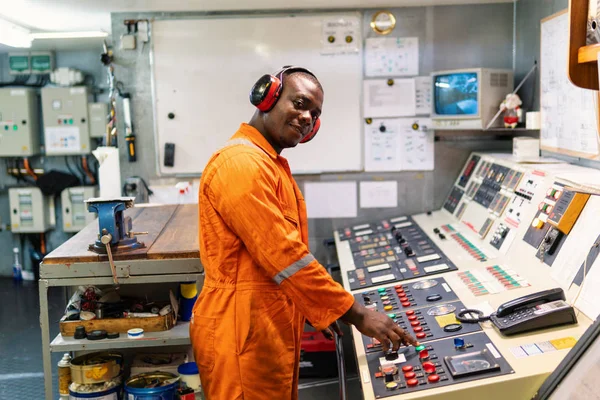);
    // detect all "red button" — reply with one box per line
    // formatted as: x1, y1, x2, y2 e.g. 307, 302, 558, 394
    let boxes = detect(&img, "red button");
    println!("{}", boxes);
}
413, 326, 423, 332
401, 365, 413, 373
407, 378, 419, 386
399, 296, 409, 302
408, 315, 418, 321
419, 350, 430, 359
402, 301, 411, 307
395, 285, 402, 289
416, 332, 426, 339
422, 362, 436, 374
410, 321, 421, 327
404, 371, 416, 379
428, 374, 440, 383
406, 310, 415, 316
